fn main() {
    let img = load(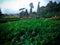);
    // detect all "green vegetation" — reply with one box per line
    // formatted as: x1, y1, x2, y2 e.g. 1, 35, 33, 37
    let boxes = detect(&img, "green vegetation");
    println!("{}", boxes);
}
0, 1, 60, 45
0, 1, 60, 18
0, 18, 20, 23
37, 1, 60, 18
0, 18, 60, 45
